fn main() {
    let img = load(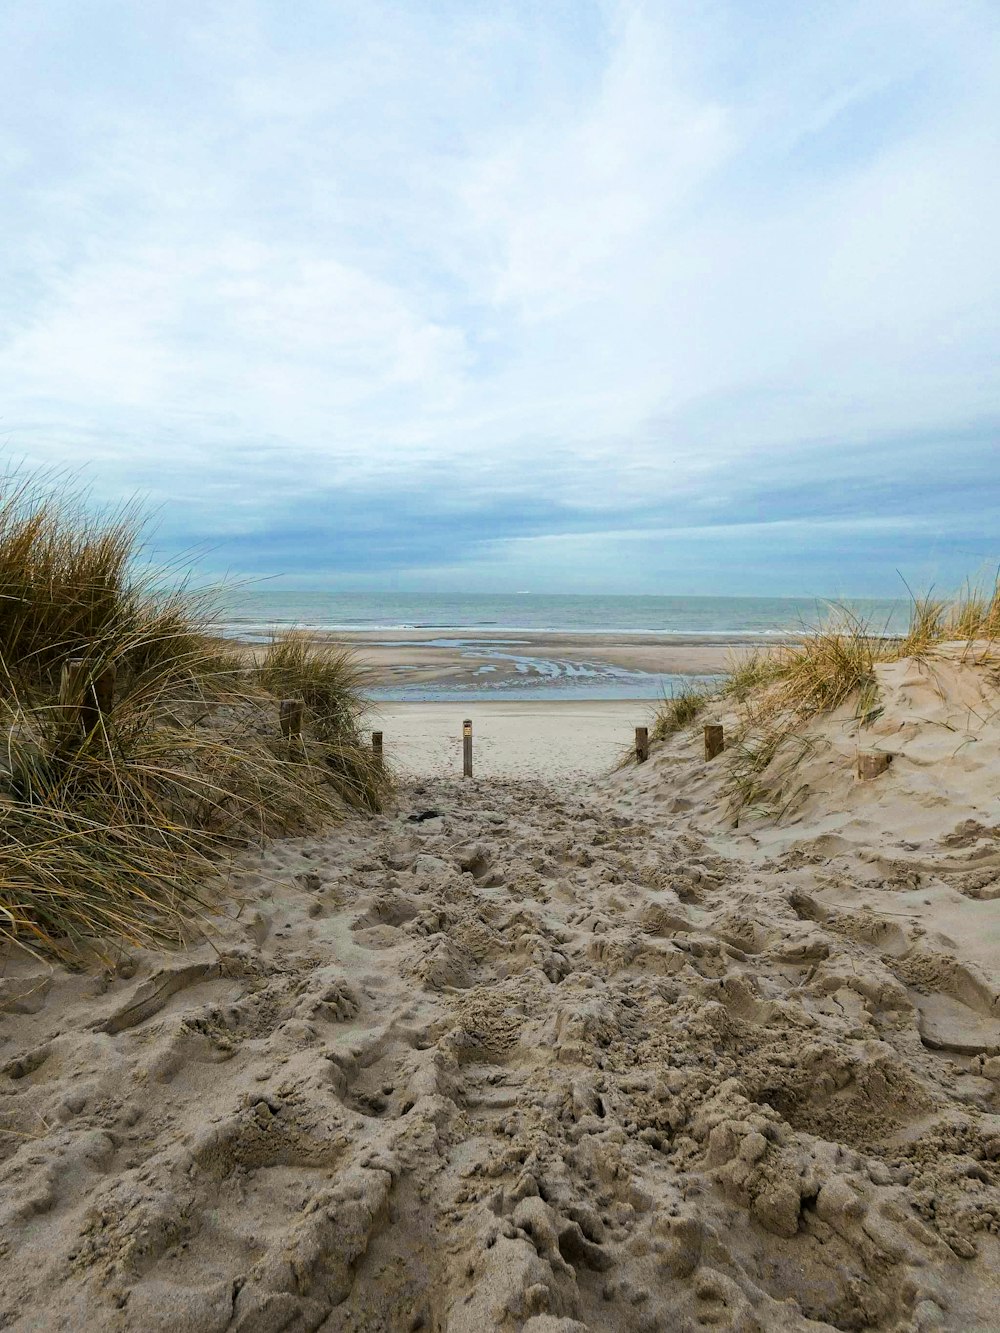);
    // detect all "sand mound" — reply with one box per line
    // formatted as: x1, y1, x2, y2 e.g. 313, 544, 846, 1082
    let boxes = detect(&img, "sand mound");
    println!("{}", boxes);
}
625, 643, 1000, 846
3, 660, 1000, 1329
